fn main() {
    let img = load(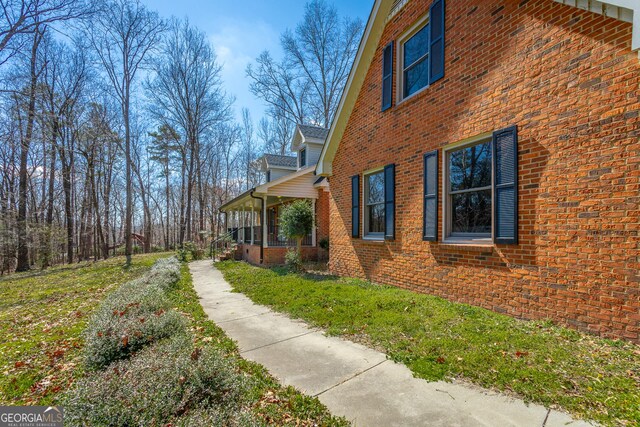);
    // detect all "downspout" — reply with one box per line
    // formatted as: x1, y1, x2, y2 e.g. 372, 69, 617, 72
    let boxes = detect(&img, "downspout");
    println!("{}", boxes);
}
249, 189, 264, 264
